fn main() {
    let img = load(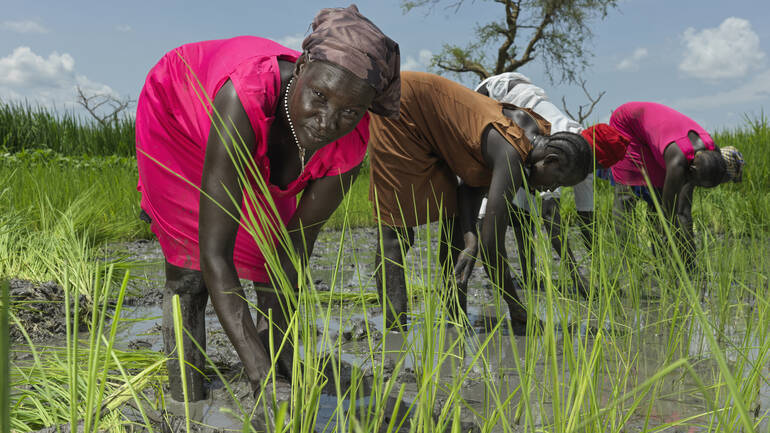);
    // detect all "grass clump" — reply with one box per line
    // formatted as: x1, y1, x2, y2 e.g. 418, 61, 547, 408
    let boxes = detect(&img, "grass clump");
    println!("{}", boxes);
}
0, 102, 135, 157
